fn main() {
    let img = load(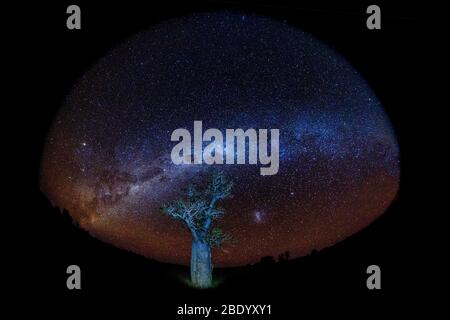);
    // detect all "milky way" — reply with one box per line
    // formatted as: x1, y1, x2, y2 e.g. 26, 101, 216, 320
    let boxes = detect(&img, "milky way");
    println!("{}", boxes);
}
40, 12, 400, 267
